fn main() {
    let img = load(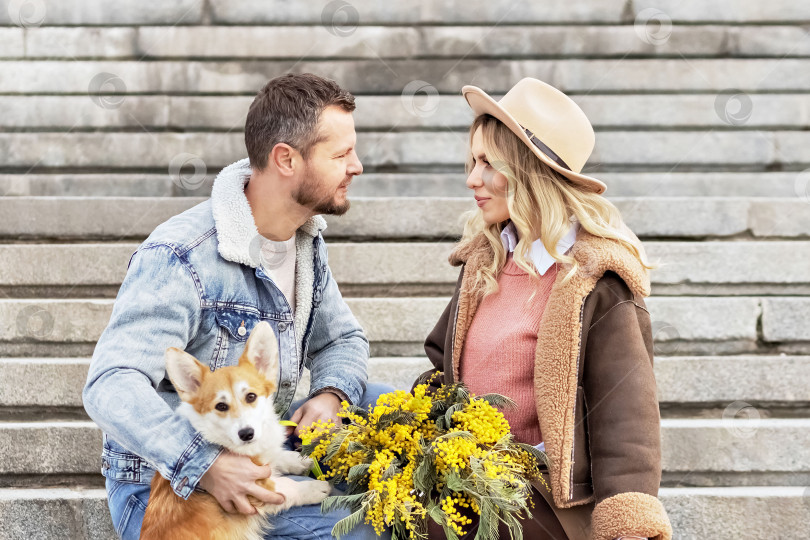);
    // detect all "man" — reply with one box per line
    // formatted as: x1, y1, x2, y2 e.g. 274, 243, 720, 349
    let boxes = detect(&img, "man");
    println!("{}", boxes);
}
83, 73, 391, 539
